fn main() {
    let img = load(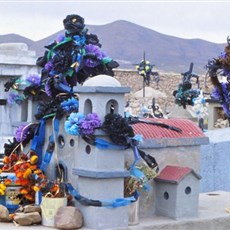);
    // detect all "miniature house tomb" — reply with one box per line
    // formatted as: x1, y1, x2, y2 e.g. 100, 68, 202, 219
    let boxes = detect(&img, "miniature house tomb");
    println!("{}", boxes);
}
154, 165, 201, 220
